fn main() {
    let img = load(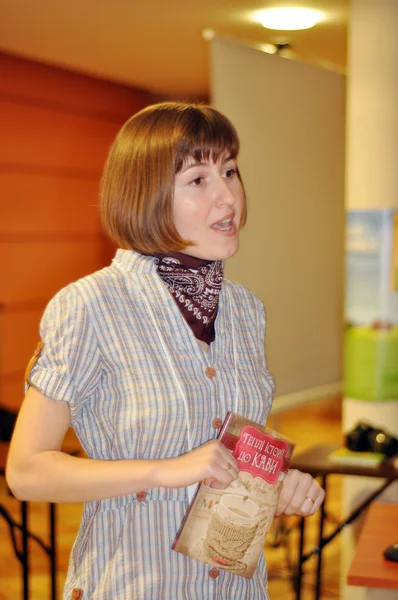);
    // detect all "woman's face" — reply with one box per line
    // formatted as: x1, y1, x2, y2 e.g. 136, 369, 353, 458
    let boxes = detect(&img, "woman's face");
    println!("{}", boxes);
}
173, 153, 245, 261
